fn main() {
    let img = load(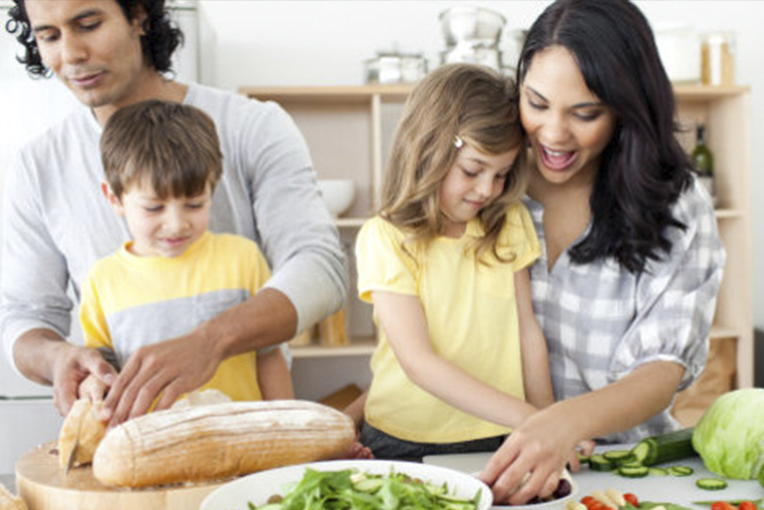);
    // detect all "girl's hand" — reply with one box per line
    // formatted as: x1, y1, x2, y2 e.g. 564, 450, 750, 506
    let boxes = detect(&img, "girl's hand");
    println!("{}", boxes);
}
480, 409, 582, 505
341, 441, 374, 460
